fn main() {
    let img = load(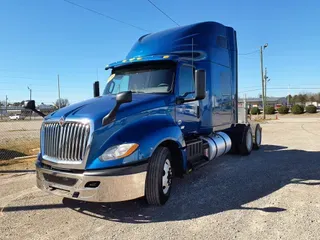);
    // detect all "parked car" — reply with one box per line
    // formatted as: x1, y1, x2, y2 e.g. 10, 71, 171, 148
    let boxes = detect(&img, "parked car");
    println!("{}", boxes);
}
9, 114, 25, 120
